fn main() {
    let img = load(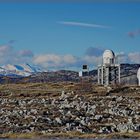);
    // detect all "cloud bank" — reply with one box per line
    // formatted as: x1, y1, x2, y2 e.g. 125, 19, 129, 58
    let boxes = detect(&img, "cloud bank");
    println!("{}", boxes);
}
33, 49, 140, 70
0, 44, 140, 70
